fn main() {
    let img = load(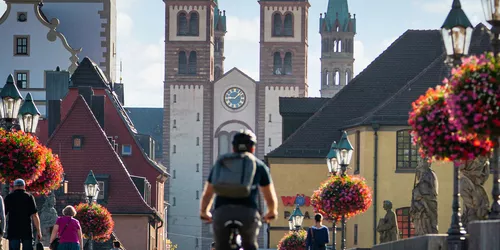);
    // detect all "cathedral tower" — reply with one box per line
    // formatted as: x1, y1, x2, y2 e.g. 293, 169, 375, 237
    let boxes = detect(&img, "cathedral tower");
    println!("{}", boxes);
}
319, 0, 356, 98
163, 0, 217, 249
214, 0, 227, 80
